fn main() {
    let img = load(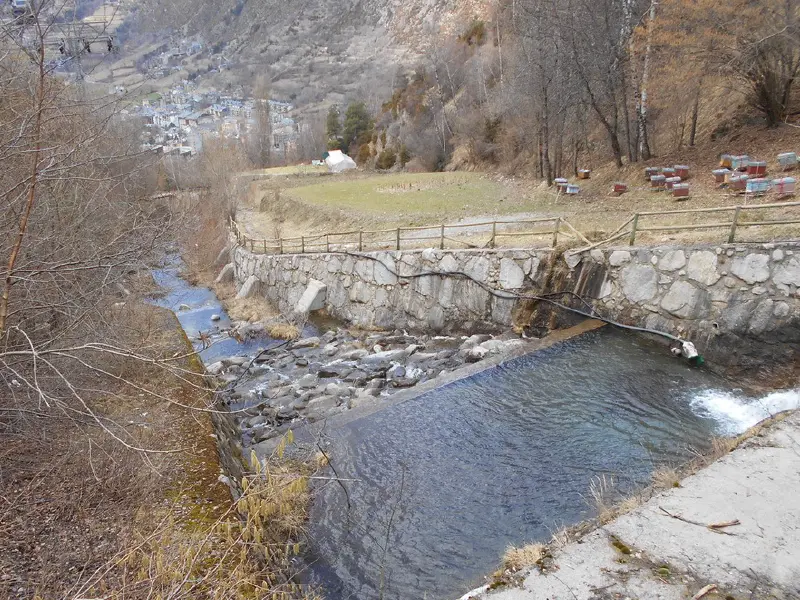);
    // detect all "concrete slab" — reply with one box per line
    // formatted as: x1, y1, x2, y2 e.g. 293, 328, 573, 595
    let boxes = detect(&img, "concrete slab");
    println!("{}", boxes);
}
215, 262, 234, 284
236, 275, 259, 299
465, 411, 800, 600
295, 279, 327, 314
